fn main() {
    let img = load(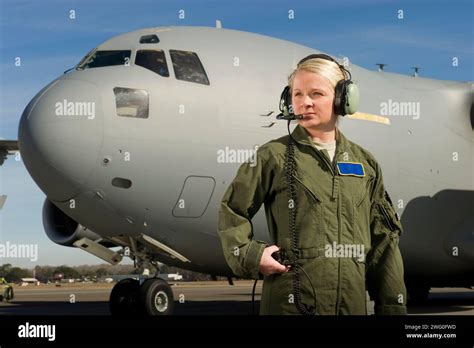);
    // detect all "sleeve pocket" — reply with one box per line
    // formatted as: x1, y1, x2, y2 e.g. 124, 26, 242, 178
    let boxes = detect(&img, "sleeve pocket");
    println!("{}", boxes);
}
379, 198, 402, 234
